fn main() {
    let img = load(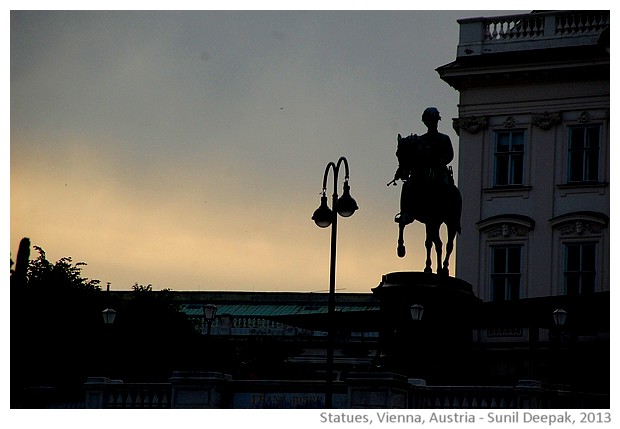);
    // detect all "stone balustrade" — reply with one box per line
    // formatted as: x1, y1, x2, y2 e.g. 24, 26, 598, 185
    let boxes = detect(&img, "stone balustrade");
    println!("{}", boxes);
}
414, 385, 518, 409
457, 11, 609, 57
85, 378, 171, 408
84, 373, 608, 409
